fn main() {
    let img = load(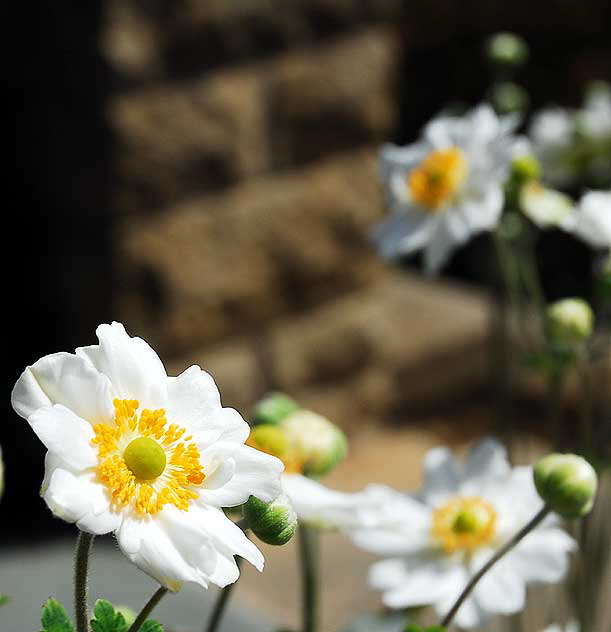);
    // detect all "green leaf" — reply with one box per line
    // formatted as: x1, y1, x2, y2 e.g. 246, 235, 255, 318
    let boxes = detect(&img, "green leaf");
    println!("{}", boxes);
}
40, 598, 74, 632
139, 621, 164, 632
404, 626, 446, 632
0, 594, 10, 606
91, 599, 128, 632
